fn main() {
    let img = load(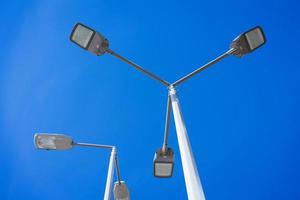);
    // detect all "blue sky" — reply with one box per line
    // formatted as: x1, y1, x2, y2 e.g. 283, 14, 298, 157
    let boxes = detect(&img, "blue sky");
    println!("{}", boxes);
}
0, 0, 299, 199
